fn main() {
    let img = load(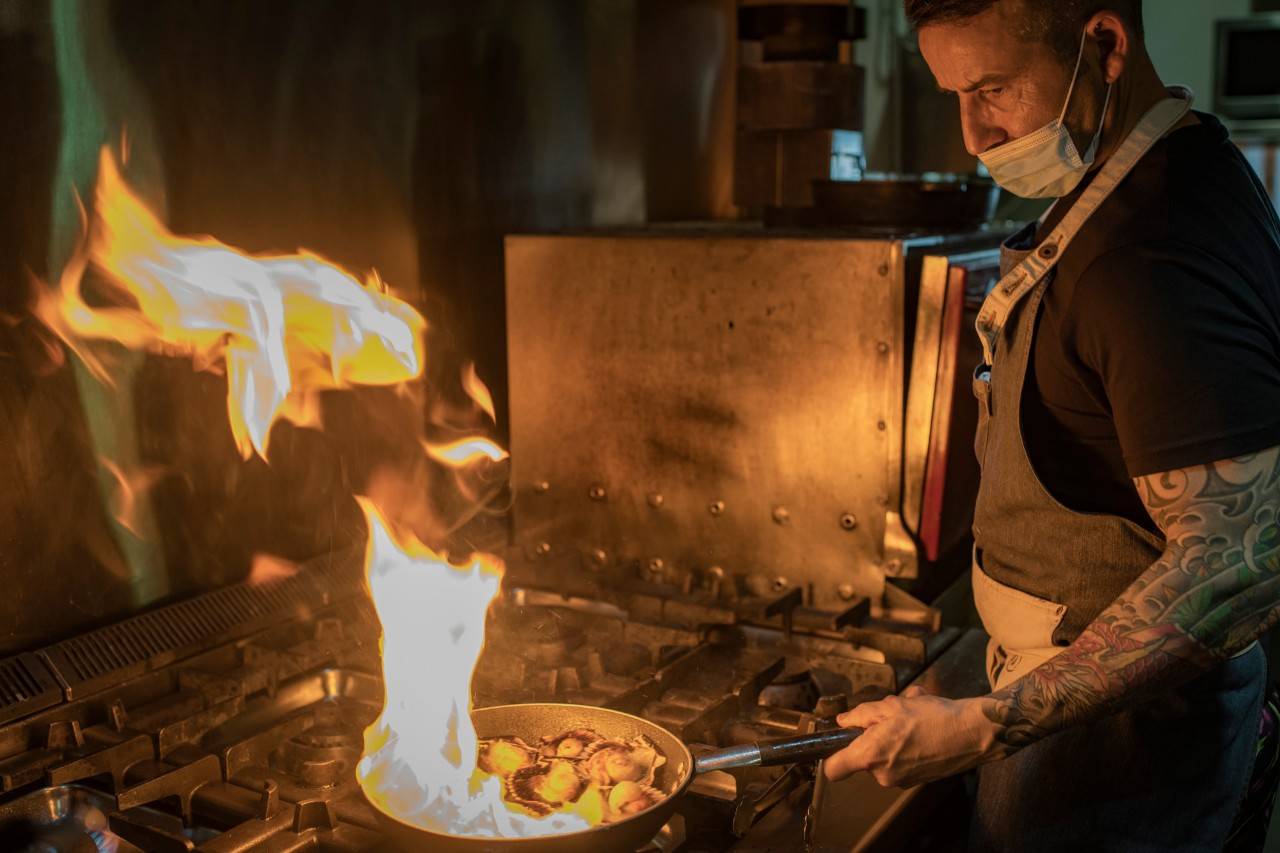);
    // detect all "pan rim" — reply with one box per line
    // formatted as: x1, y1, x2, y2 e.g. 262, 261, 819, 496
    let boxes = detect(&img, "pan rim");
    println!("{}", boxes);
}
364, 702, 695, 844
